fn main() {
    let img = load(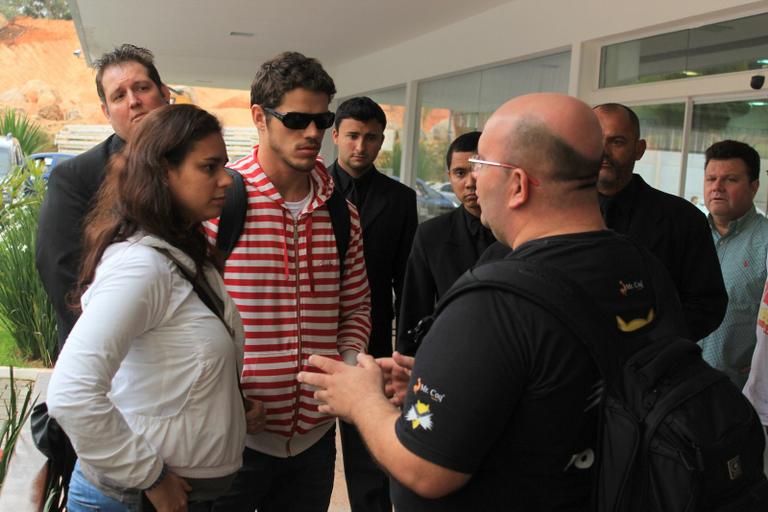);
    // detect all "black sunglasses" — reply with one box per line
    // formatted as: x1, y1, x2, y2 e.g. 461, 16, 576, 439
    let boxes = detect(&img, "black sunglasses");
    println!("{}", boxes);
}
262, 106, 335, 130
